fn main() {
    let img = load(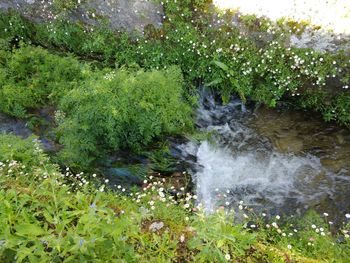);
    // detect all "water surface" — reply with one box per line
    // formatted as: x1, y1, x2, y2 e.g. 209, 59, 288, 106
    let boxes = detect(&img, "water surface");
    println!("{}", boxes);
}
176, 92, 350, 220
